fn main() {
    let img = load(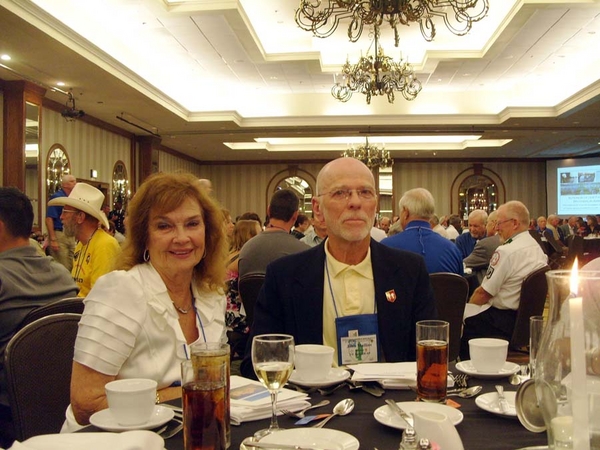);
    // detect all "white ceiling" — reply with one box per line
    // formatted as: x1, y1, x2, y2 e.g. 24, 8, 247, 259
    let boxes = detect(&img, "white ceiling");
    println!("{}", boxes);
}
1, 0, 600, 162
